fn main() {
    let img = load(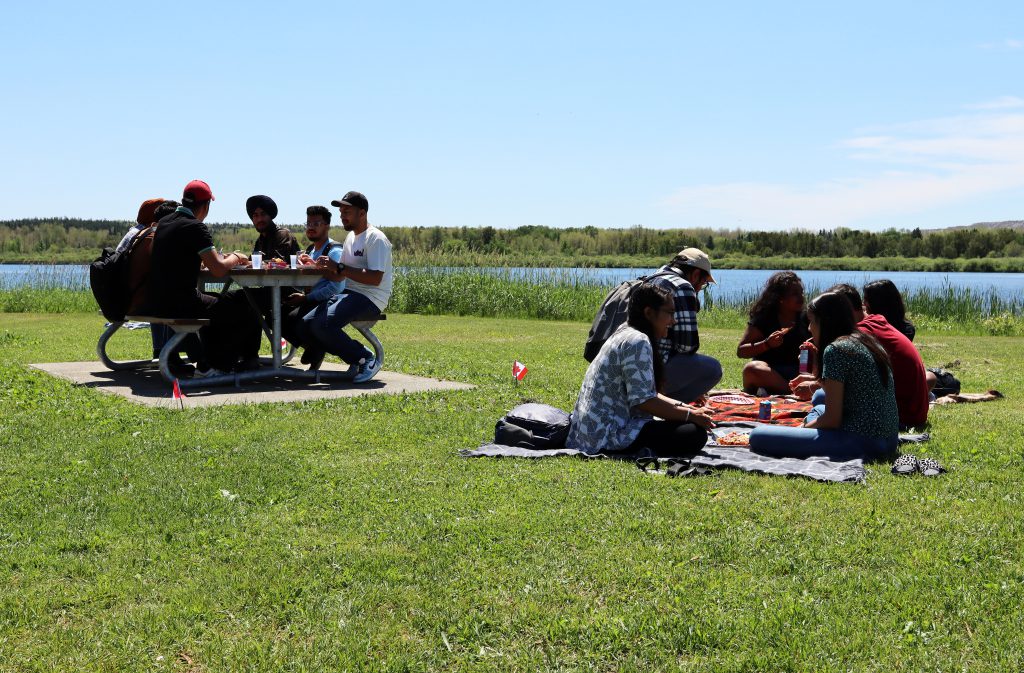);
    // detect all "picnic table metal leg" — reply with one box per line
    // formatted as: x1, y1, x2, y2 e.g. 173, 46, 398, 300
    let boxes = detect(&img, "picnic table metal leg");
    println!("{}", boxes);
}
157, 331, 192, 383
97, 321, 157, 371
353, 322, 384, 368
242, 288, 273, 366
272, 285, 282, 369
242, 287, 298, 366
